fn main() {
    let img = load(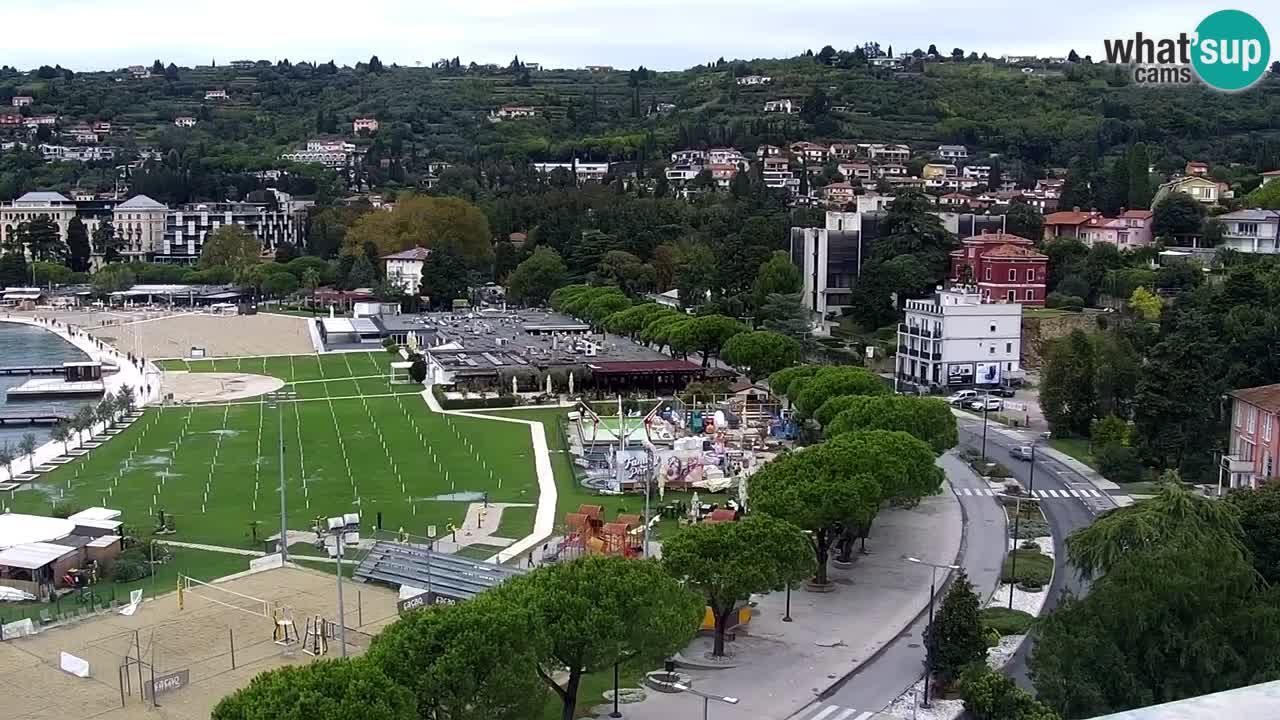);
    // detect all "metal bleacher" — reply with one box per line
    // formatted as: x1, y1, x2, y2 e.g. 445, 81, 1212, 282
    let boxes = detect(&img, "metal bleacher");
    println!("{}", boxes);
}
353, 541, 527, 600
